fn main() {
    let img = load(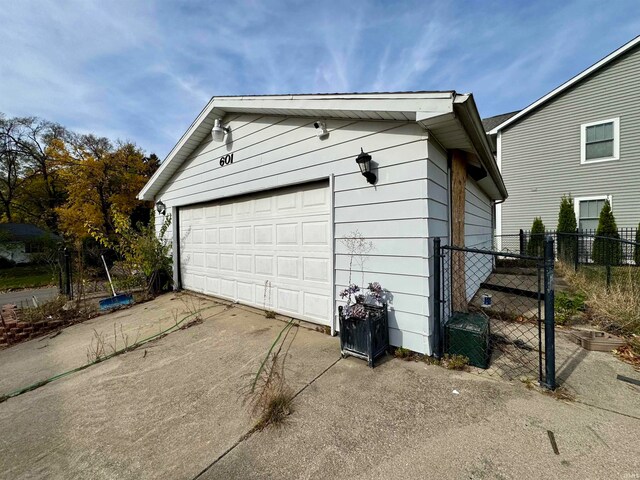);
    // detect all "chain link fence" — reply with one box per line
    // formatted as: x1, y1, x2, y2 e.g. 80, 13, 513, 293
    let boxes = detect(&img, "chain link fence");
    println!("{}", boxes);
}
434, 238, 555, 388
